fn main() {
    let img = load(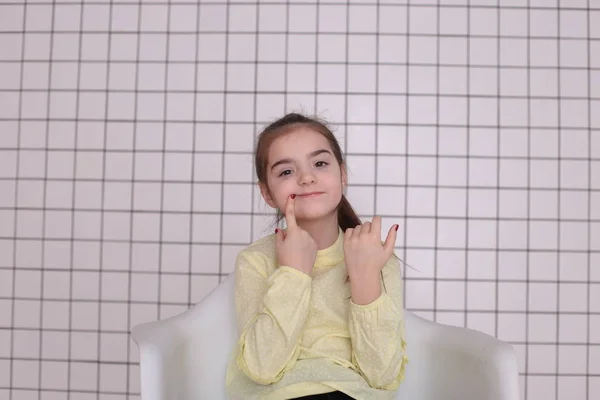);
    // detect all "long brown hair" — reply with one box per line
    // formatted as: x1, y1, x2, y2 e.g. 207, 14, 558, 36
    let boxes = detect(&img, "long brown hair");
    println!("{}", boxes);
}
254, 113, 393, 291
